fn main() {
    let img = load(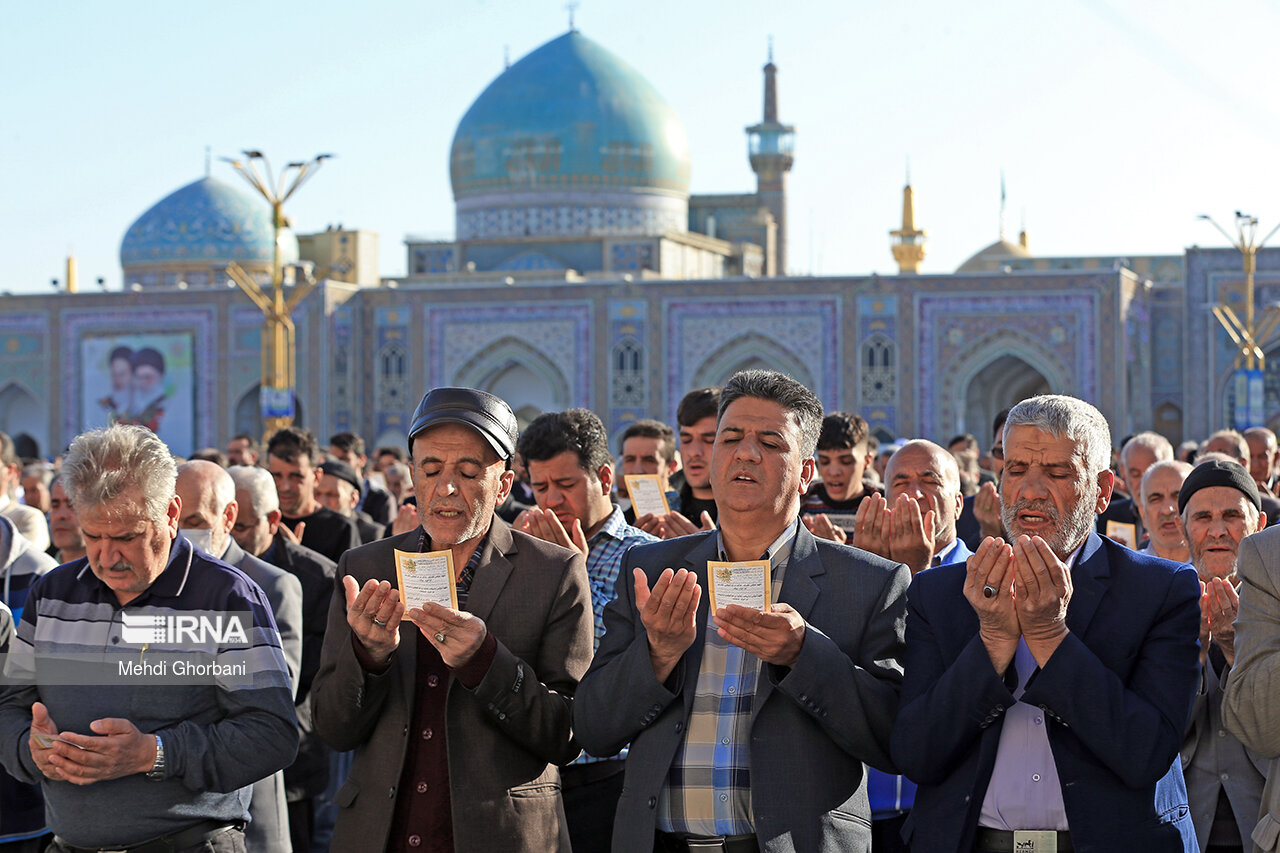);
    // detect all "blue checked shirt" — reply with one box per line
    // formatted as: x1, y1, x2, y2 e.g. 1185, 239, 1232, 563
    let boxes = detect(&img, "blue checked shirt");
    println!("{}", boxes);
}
572, 505, 657, 766
656, 521, 797, 837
